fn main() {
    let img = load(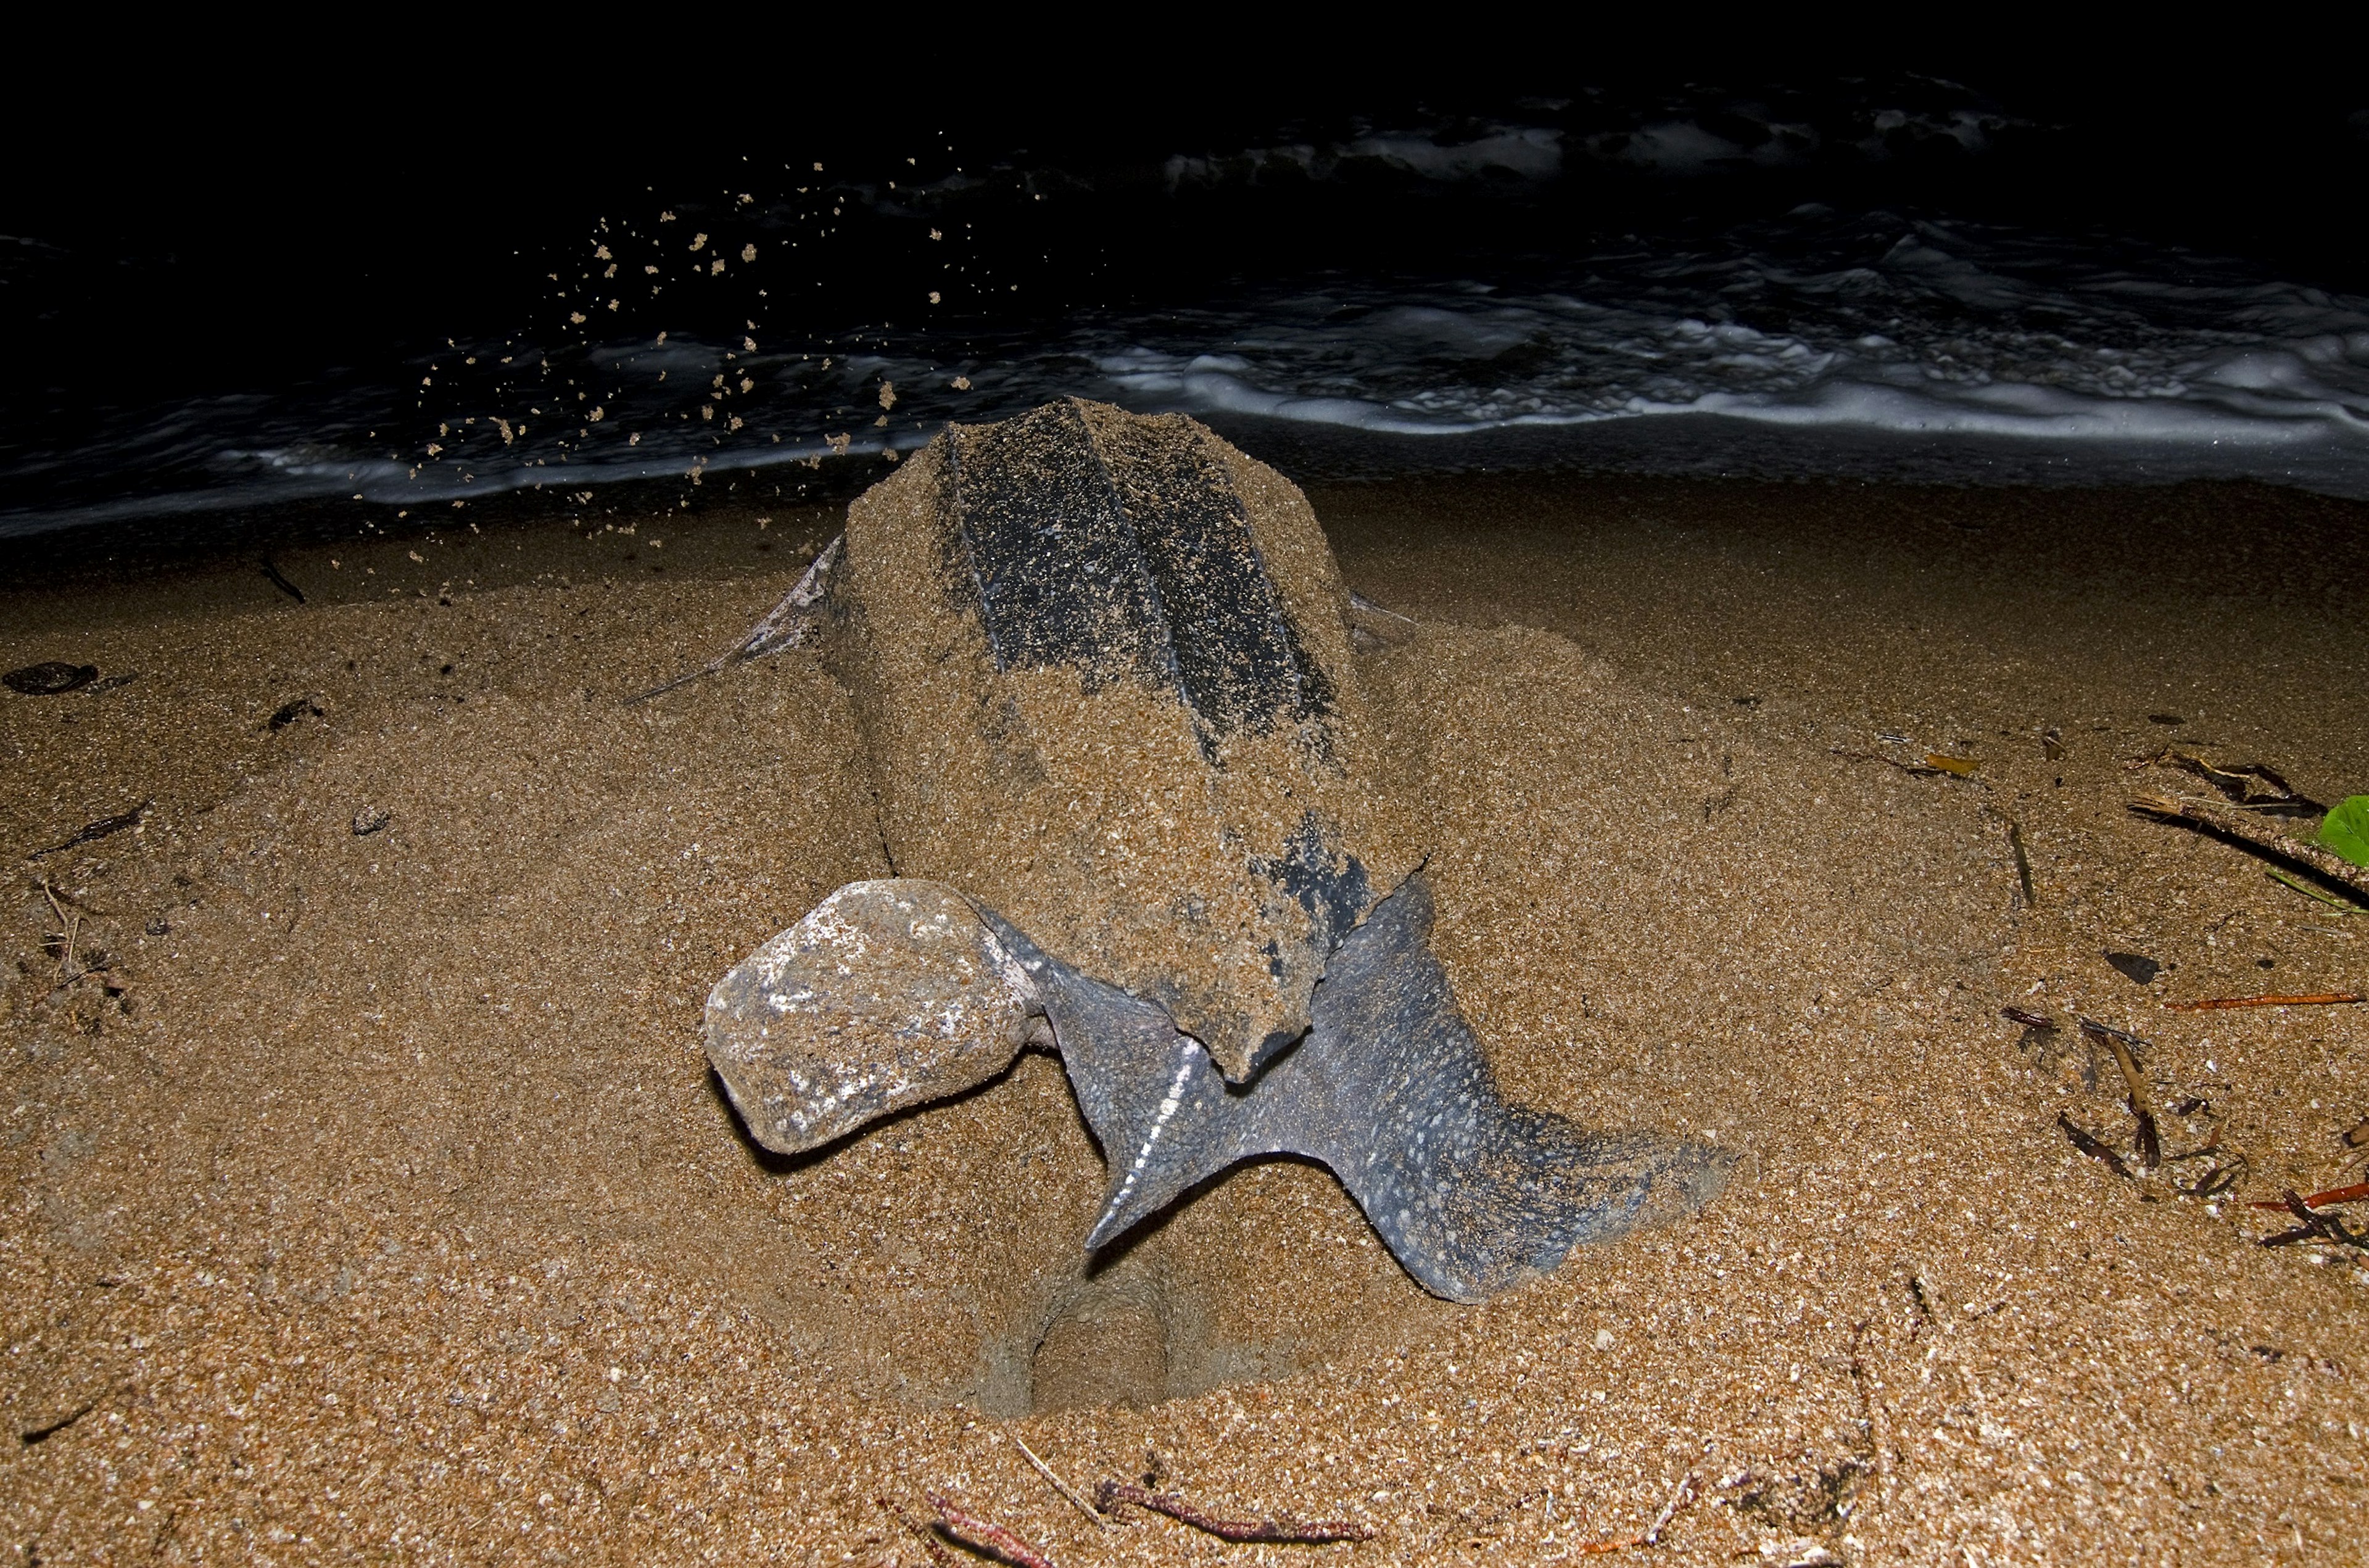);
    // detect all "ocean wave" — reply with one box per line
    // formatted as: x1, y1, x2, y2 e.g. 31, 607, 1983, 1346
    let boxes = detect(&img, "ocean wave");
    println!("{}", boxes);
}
7, 205, 2368, 538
